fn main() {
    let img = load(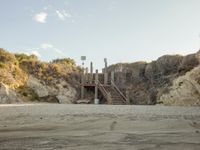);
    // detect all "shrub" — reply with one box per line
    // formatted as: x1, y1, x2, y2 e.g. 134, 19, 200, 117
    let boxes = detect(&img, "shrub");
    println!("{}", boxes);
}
0, 48, 17, 64
52, 58, 76, 66
15, 53, 38, 62
0, 62, 6, 68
